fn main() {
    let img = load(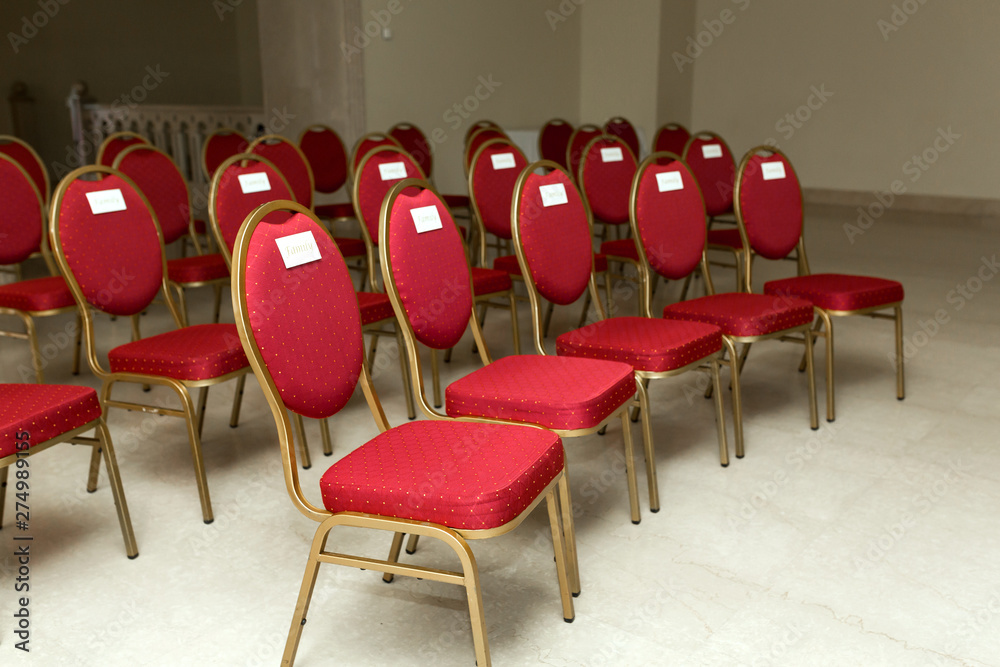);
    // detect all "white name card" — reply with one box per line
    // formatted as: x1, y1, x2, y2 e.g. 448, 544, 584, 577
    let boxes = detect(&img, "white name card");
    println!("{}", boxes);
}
491, 152, 517, 170
600, 147, 624, 163
238, 172, 271, 194
656, 171, 684, 192
761, 161, 787, 180
86, 189, 127, 215
275, 231, 321, 269
411, 205, 443, 233
701, 144, 723, 159
539, 183, 568, 207
379, 162, 407, 181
